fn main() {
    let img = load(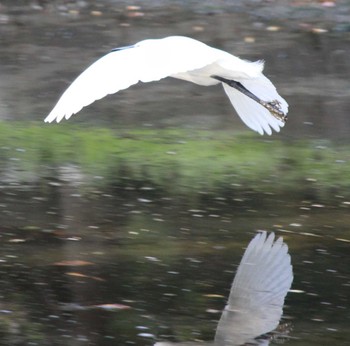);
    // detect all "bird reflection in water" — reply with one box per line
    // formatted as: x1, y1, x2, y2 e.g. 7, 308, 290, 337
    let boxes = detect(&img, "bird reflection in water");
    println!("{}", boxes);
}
155, 231, 293, 346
